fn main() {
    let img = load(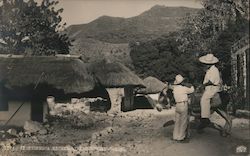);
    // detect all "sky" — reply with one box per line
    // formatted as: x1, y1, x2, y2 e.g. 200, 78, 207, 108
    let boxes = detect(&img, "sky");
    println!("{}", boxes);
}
53, 0, 203, 26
